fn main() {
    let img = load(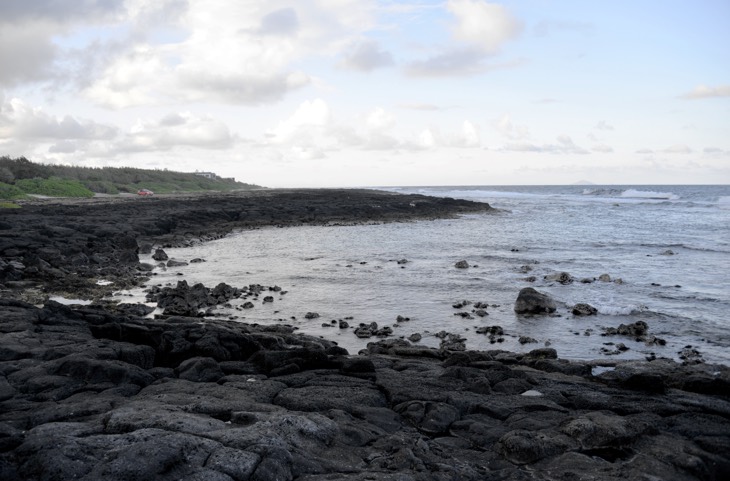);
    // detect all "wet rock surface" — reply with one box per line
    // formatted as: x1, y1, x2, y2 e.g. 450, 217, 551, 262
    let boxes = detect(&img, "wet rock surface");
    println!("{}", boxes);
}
1, 190, 729, 480
0, 299, 728, 481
